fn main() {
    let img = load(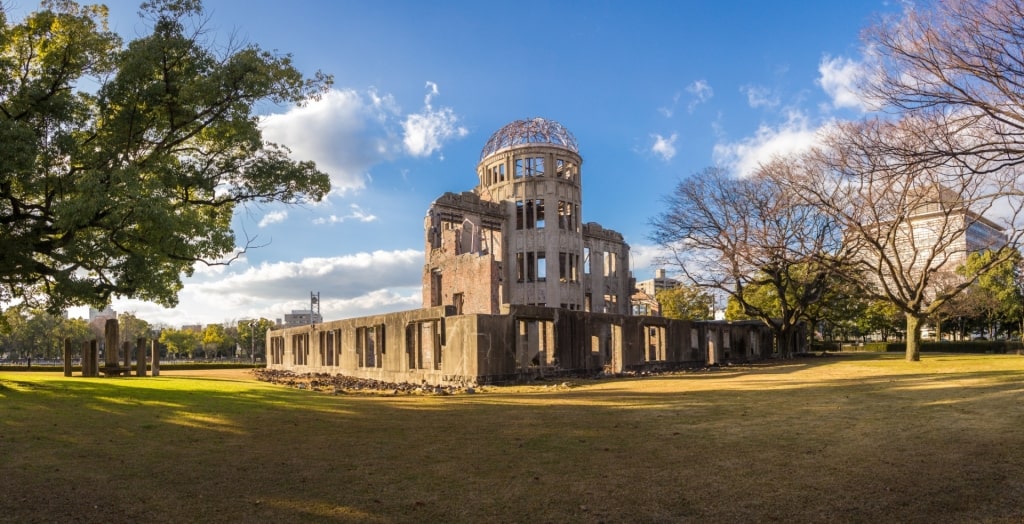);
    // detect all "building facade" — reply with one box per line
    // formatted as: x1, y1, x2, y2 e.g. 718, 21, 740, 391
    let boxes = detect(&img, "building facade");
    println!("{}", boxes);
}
283, 309, 323, 327
423, 118, 633, 315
